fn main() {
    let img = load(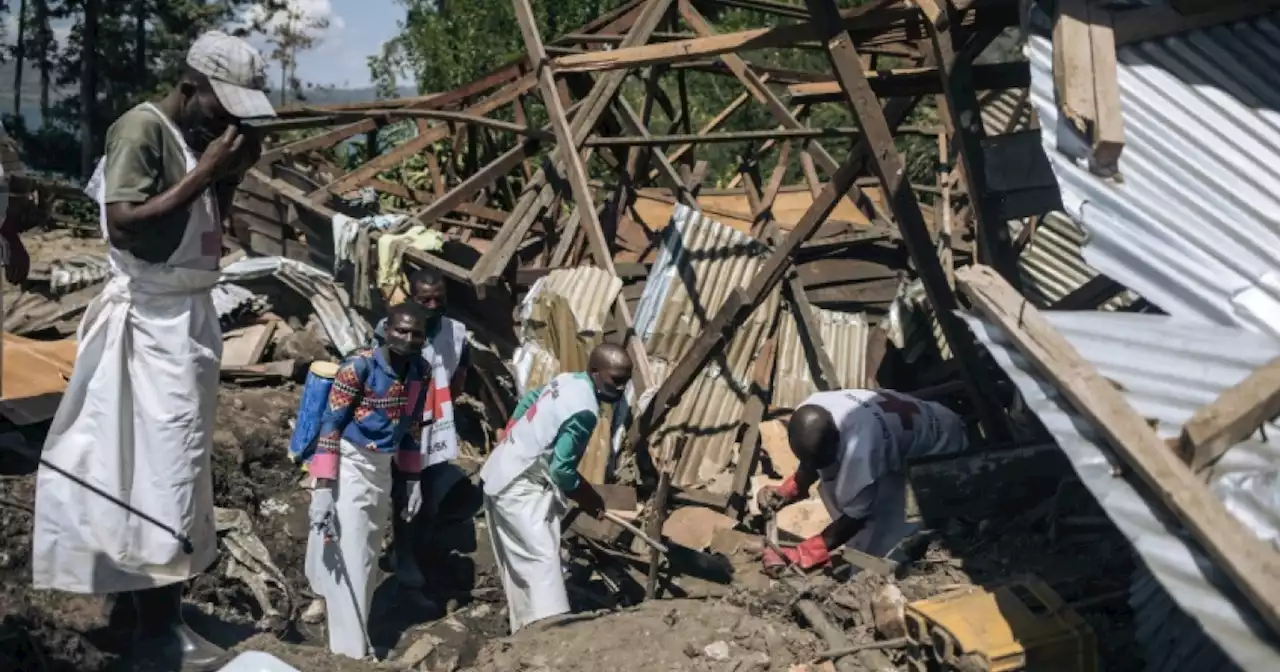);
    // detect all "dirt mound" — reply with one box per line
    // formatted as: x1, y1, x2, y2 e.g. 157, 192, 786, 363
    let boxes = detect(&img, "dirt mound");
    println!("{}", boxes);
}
464, 598, 822, 672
